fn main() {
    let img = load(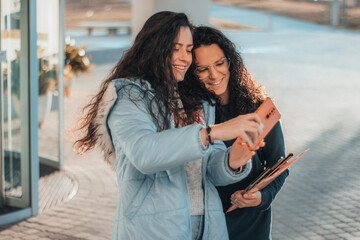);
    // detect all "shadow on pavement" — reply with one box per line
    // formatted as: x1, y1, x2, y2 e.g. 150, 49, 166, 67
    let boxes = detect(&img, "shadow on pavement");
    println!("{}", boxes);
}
272, 124, 360, 239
